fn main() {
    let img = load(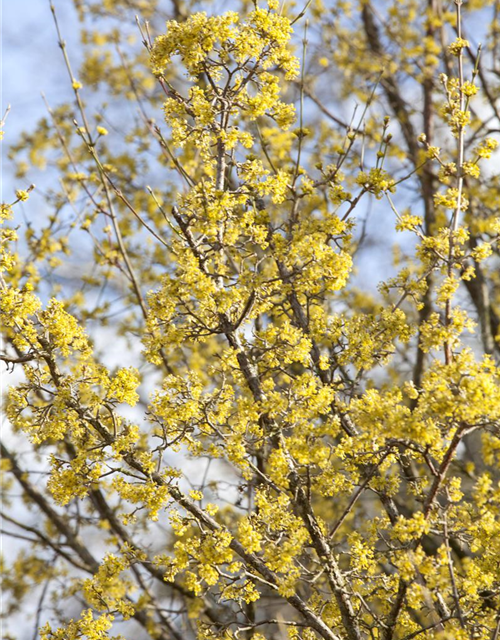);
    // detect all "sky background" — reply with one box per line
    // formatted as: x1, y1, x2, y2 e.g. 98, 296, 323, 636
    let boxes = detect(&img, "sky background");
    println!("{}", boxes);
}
2, 0, 77, 176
